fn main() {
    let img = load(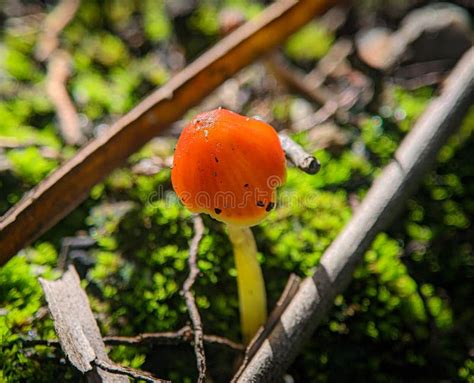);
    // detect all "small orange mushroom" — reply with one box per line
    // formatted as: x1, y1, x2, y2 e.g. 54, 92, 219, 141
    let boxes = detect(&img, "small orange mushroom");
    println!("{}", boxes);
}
172, 108, 286, 226
172, 108, 286, 343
